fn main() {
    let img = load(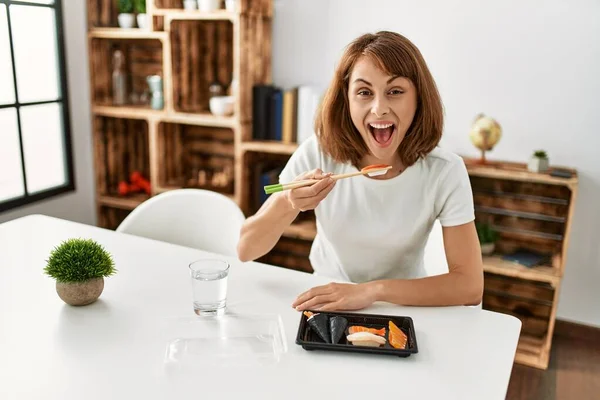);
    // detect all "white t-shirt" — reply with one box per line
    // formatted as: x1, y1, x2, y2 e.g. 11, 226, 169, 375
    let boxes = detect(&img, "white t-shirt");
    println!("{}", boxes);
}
278, 135, 475, 283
